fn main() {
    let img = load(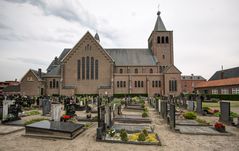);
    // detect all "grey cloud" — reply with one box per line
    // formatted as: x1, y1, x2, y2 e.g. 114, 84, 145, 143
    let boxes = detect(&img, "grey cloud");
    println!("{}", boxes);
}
8, 57, 48, 66
5, 0, 120, 42
0, 22, 12, 30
